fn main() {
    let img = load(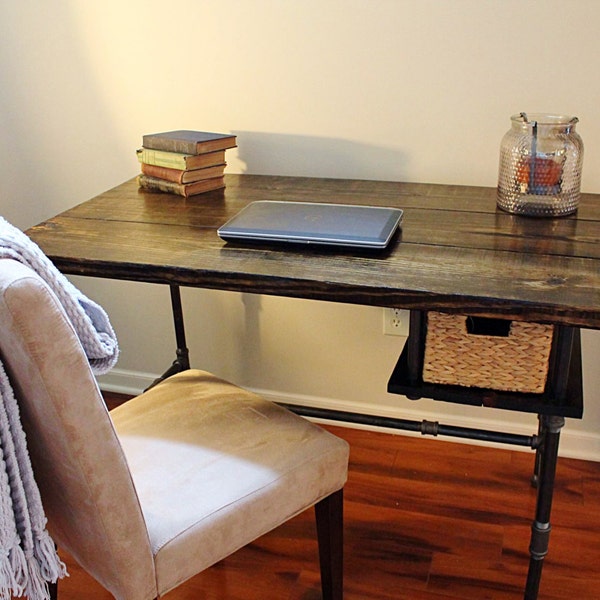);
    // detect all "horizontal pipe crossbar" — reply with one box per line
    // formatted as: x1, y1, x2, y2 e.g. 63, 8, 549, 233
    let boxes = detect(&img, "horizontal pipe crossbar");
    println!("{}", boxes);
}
280, 404, 540, 449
